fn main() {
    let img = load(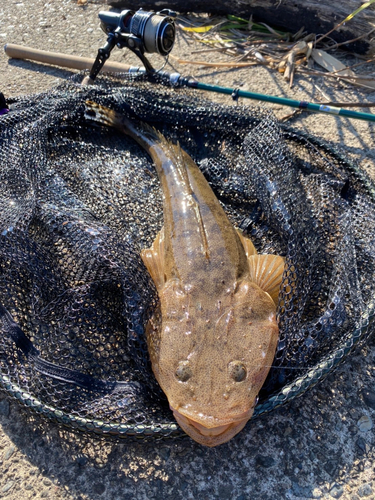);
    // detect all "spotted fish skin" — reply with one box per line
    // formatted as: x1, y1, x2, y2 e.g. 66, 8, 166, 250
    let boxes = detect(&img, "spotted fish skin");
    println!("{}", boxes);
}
85, 101, 285, 447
